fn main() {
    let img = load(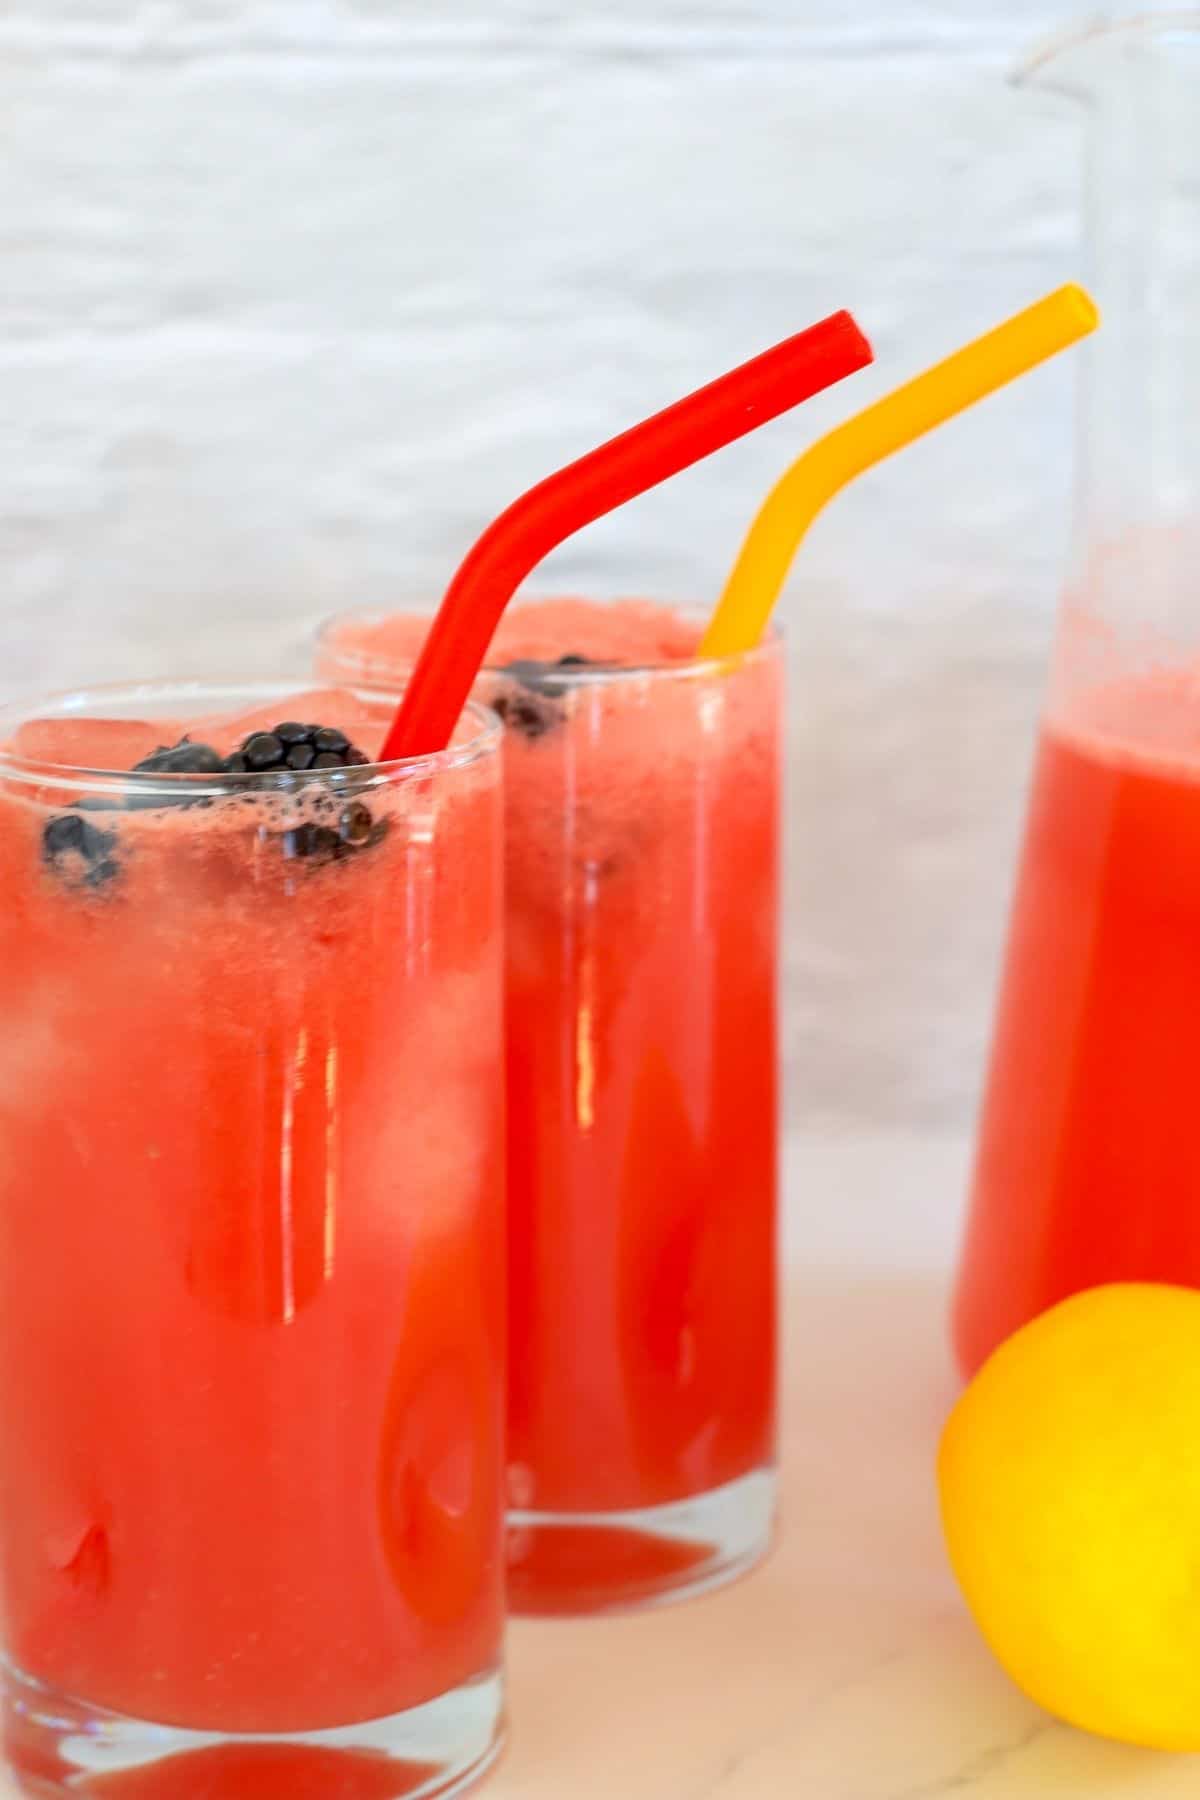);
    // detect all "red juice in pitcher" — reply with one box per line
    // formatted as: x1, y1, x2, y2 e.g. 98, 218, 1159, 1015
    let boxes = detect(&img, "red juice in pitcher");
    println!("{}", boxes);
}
955, 666, 1200, 1374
